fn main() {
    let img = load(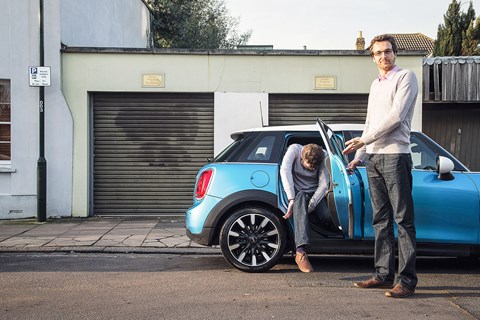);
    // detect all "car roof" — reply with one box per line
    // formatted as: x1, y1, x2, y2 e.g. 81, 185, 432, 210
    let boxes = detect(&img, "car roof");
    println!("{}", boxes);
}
231, 123, 365, 138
